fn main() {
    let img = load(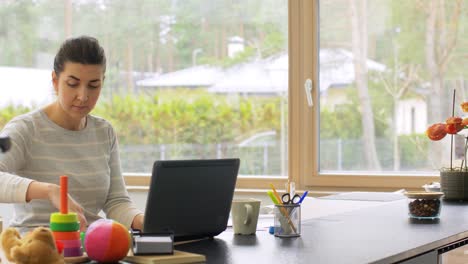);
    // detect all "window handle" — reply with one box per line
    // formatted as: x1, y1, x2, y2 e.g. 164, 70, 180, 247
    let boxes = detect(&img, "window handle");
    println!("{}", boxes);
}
304, 79, 313, 107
